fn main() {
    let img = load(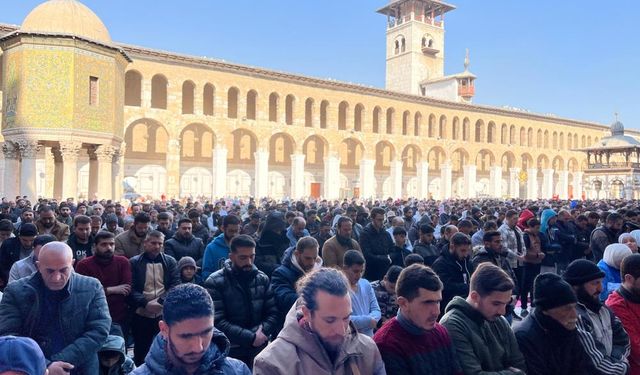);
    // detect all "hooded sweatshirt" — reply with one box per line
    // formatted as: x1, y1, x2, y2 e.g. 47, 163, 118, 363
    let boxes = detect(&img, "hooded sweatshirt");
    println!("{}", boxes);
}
598, 244, 632, 301
99, 335, 135, 375
517, 209, 535, 231
271, 247, 322, 314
